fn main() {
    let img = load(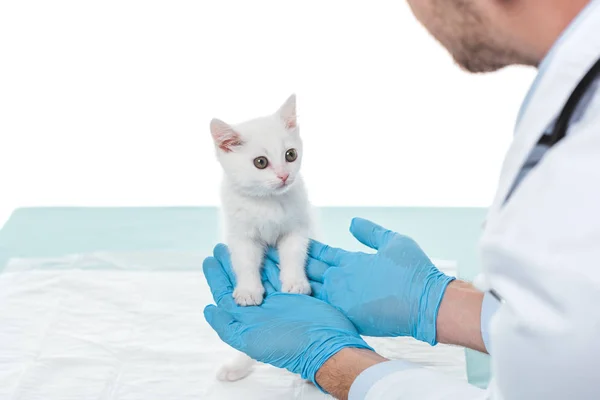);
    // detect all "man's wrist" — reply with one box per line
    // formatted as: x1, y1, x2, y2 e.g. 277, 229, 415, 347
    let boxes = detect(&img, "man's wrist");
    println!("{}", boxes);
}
315, 348, 388, 400
436, 280, 486, 353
